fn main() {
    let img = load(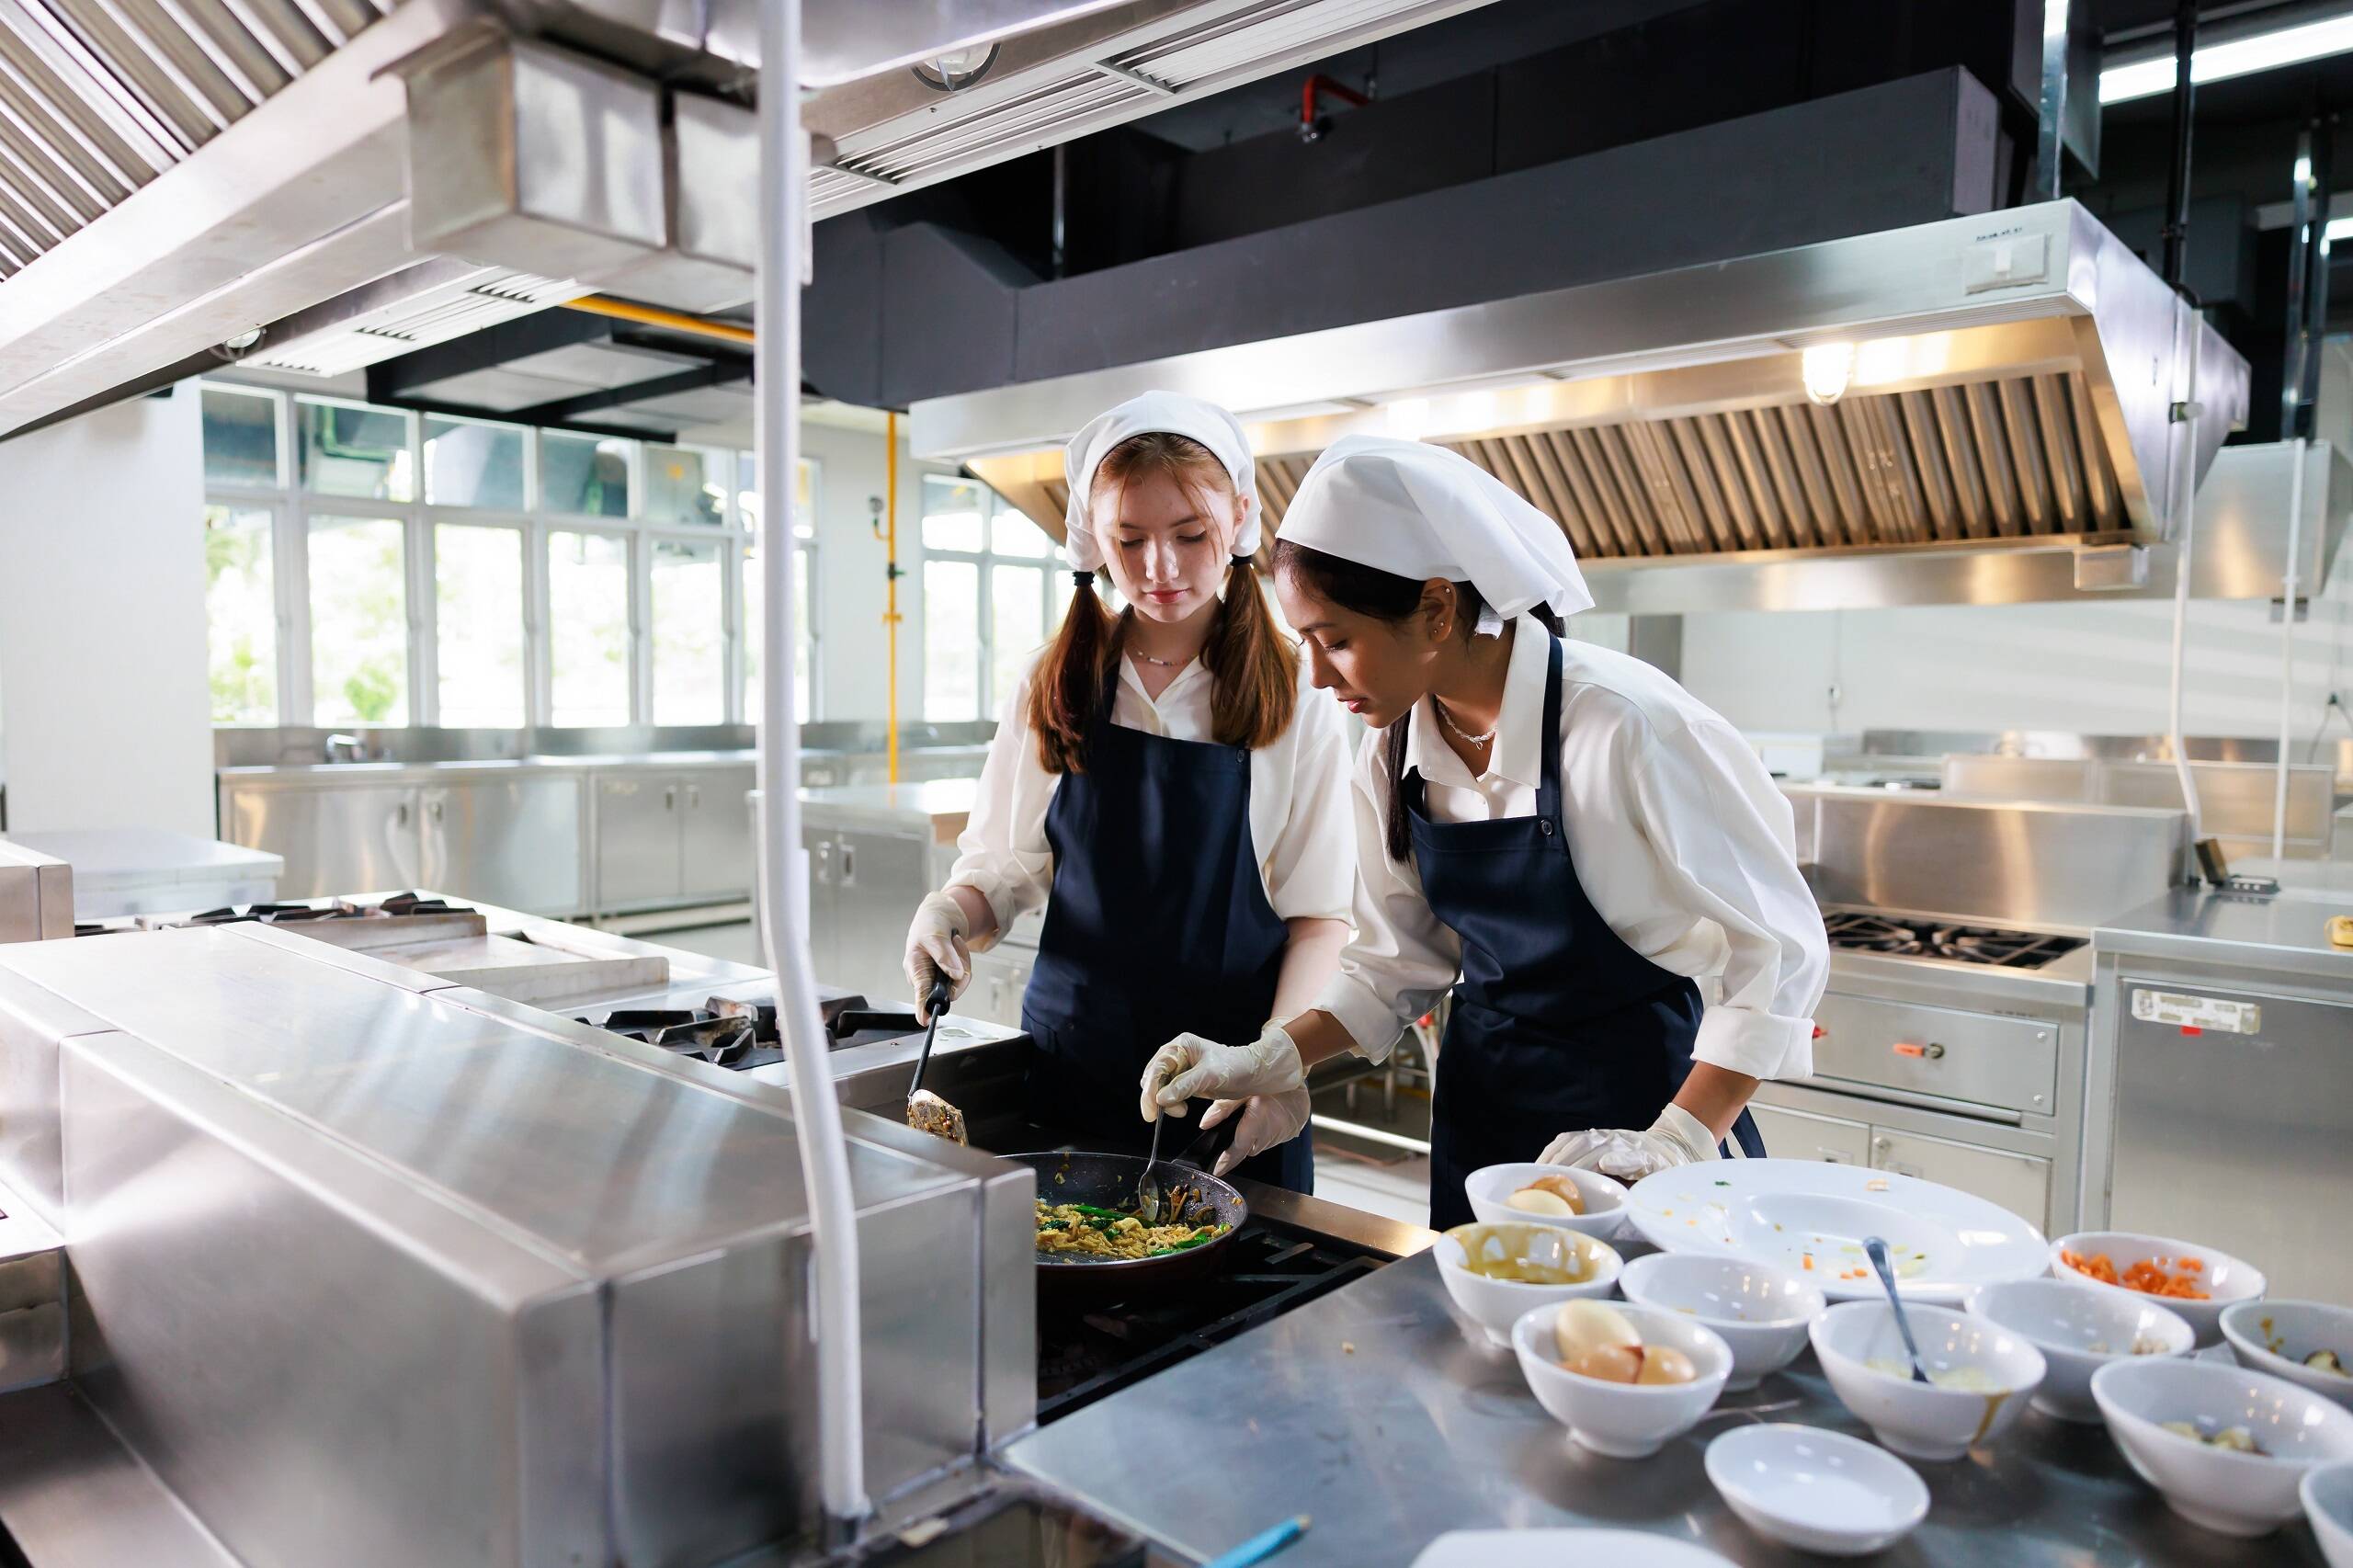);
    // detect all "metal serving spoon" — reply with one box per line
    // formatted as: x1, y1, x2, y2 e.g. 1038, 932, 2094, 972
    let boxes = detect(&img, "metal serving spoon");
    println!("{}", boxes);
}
1864, 1235, 1931, 1383
904, 981, 967, 1145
